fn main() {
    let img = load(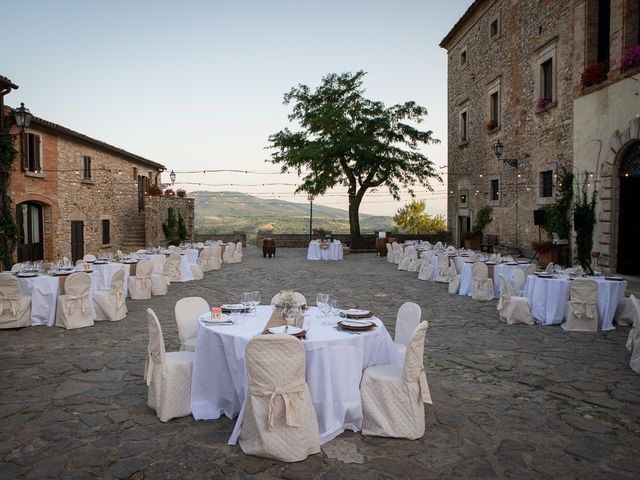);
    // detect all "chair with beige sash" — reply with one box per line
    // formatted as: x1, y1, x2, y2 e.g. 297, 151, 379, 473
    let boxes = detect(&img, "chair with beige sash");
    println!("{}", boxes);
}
497, 274, 533, 325
626, 295, 640, 374
175, 297, 209, 352
94, 270, 127, 321
197, 247, 216, 273
448, 258, 461, 294
360, 321, 432, 439
511, 268, 526, 296
222, 243, 237, 264
129, 260, 153, 300
165, 252, 182, 283
83, 254, 97, 263
238, 334, 320, 462
0, 272, 31, 329
11, 263, 23, 272
393, 302, 421, 360
562, 278, 598, 332
386, 243, 394, 263
144, 308, 195, 422
190, 251, 205, 281
233, 242, 243, 262
471, 262, 494, 301
417, 251, 435, 281
55, 272, 94, 329
398, 246, 416, 271
391, 243, 403, 264
435, 253, 452, 283
615, 296, 638, 326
